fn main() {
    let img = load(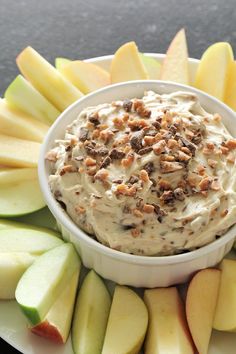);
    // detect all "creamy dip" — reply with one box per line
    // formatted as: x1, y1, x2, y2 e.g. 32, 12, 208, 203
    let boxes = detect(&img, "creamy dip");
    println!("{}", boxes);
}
47, 91, 236, 256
